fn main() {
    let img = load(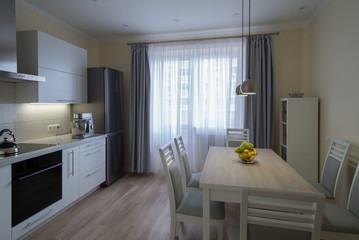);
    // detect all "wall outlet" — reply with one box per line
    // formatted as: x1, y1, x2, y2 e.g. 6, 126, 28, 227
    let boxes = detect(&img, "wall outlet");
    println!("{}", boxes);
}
48, 124, 60, 133
325, 136, 330, 143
